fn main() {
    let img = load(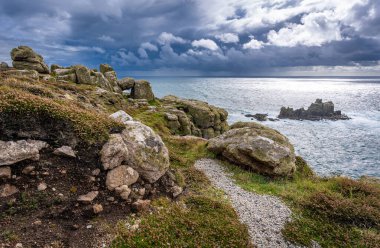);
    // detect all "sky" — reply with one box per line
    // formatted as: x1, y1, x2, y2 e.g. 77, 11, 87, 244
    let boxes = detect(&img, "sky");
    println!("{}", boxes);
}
0, 0, 380, 77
